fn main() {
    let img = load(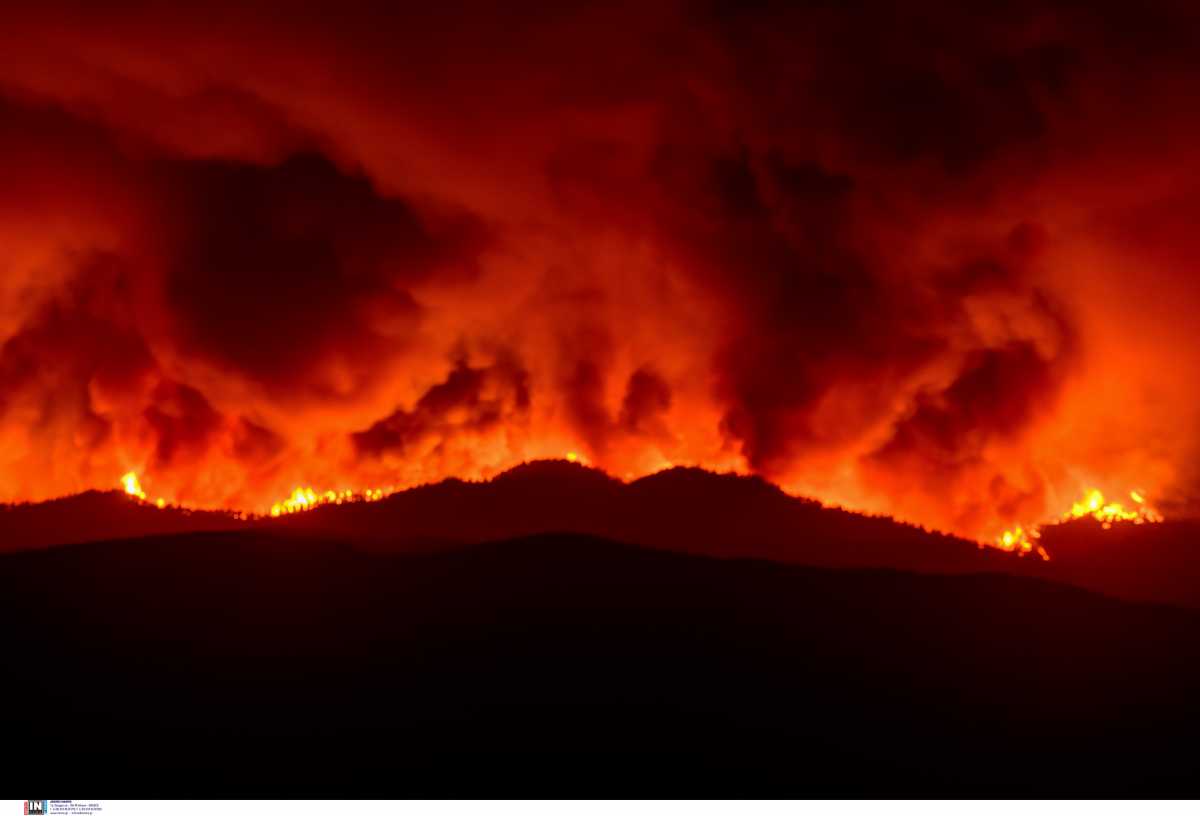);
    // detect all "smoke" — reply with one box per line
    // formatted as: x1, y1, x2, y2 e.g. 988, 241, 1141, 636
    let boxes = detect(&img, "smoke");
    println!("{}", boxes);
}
0, 0, 1198, 536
